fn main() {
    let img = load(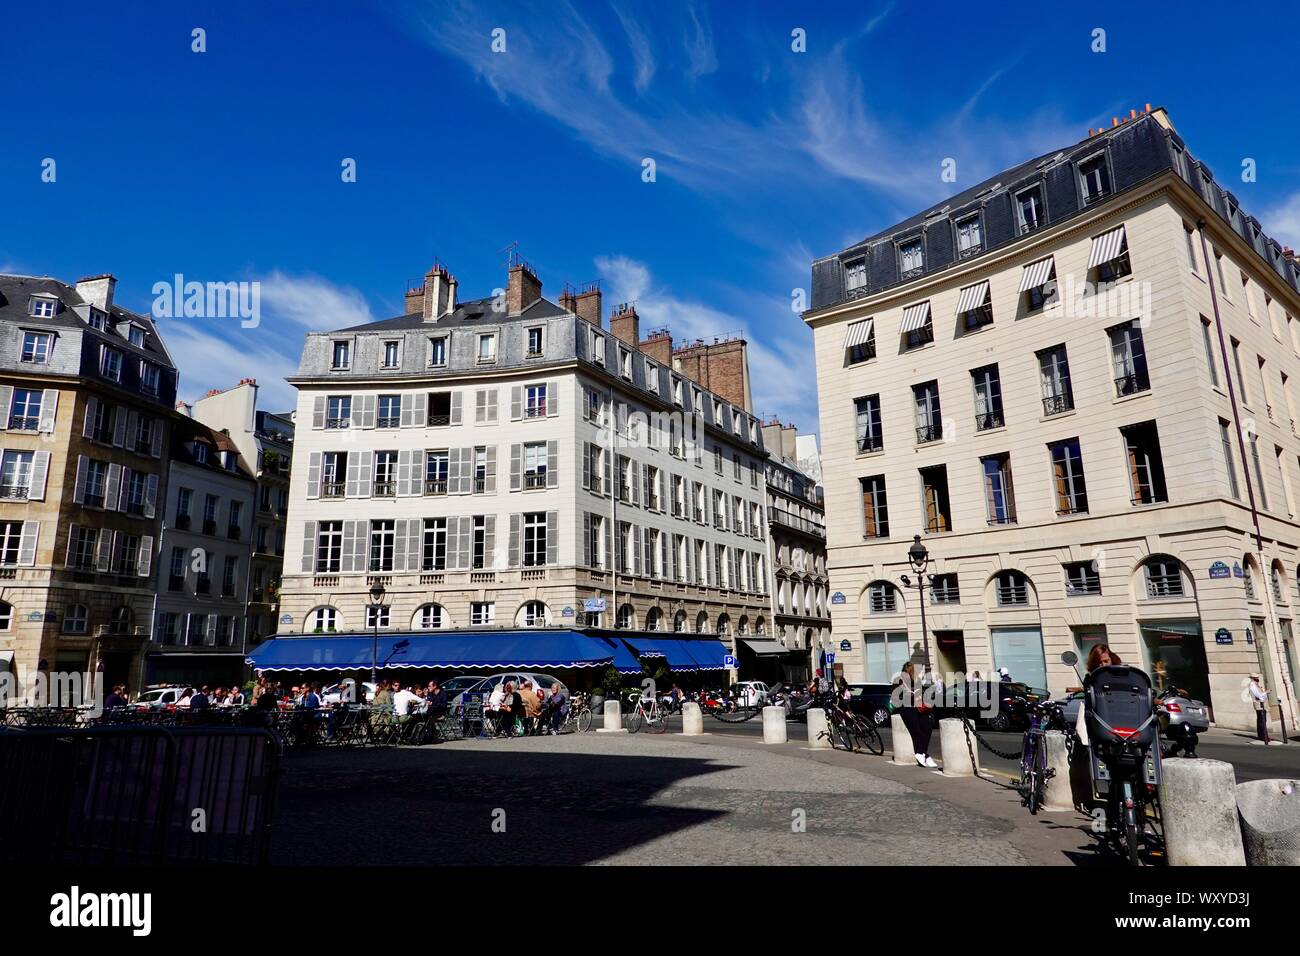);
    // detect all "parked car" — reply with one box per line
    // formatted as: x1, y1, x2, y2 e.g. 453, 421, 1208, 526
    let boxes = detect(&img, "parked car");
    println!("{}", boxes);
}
931, 680, 1045, 732
133, 686, 187, 709
321, 681, 377, 705
457, 673, 569, 709
734, 681, 770, 707
843, 683, 895, 727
